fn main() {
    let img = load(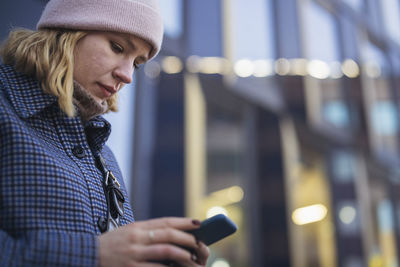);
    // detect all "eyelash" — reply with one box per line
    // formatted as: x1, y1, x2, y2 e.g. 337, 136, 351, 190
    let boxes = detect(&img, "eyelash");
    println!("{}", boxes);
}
110, 41, 123, 53
110, 41, 140, 70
